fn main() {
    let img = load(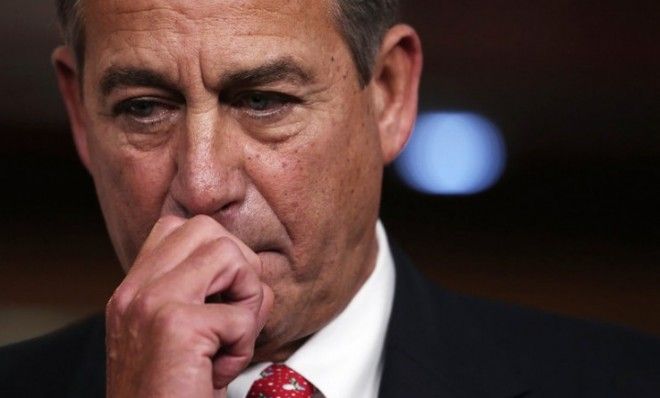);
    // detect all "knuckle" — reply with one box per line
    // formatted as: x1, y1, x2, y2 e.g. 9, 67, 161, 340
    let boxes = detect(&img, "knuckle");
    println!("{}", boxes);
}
212, 353, 255, 389
129, 290, 160, 320
152, 303, 188, 333
233, 308, 258, 334
208, 237, 241, 257
106, 285, 134, 316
